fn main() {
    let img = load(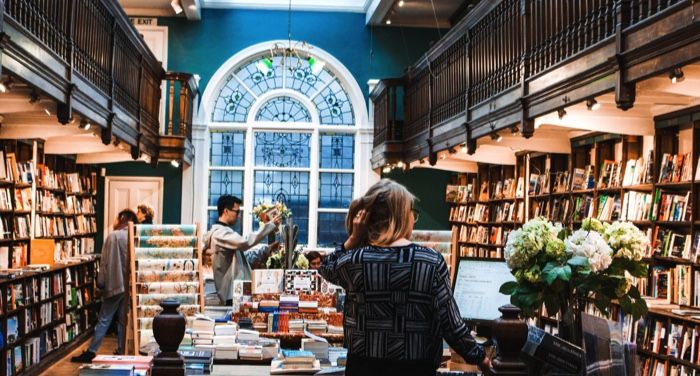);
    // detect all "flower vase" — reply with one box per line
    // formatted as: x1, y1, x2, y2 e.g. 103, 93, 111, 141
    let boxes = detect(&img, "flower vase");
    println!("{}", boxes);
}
558, 295, 584, 347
